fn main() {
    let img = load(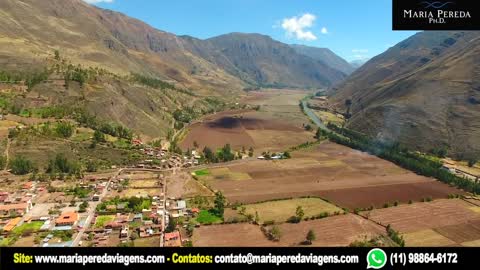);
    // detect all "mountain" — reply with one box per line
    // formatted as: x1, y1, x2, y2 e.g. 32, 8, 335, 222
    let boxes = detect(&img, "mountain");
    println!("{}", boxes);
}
0, 0, 351, 140
0, 0, 245, 93
329, 31, 480, 158
290, 44, 355, 75
0, 0, 346, 90
185, 33, 347, 88
349, 59, 367, 69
